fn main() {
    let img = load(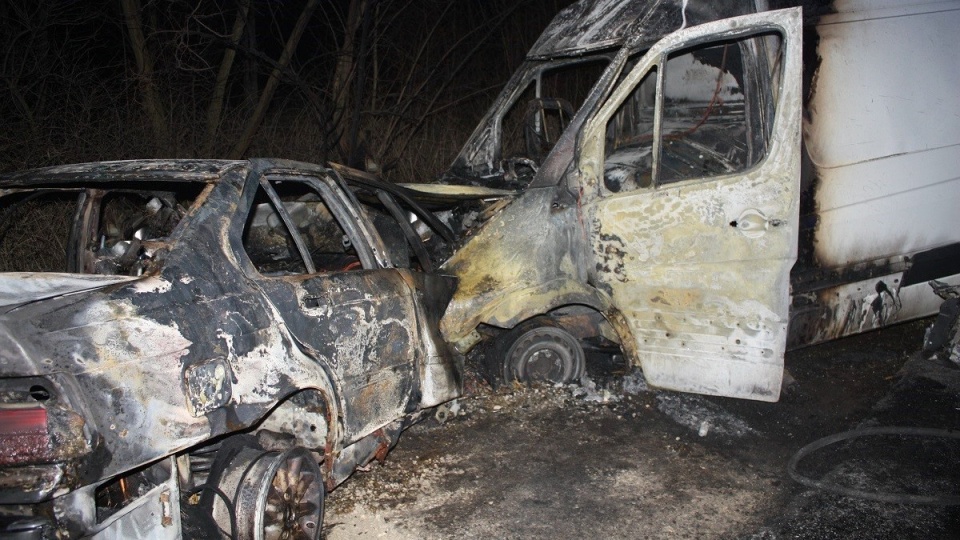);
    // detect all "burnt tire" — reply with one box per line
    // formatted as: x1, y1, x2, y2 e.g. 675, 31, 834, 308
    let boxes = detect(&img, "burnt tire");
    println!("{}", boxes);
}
500, 319, 585, 385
